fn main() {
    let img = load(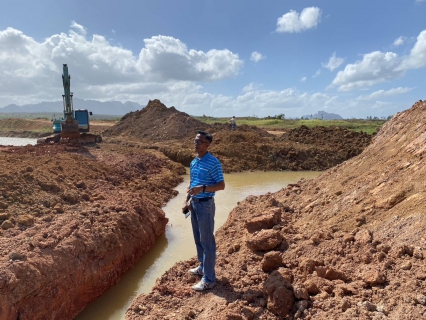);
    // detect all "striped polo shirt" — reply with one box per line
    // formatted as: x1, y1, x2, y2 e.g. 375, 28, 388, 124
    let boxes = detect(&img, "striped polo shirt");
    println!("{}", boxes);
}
190, 152, 224, 198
